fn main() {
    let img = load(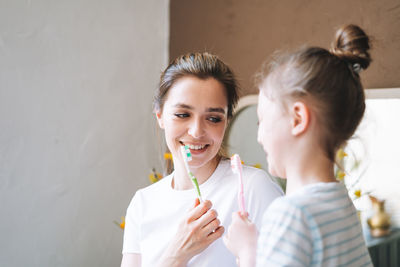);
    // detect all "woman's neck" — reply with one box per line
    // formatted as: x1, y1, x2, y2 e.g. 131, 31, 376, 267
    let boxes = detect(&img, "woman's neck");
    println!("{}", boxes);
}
172, 156, 221, 190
